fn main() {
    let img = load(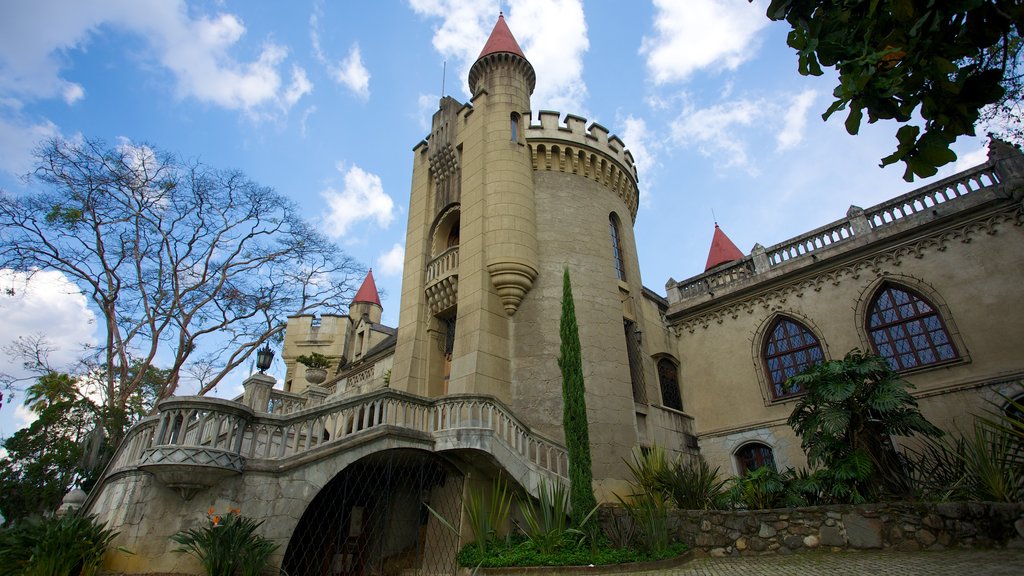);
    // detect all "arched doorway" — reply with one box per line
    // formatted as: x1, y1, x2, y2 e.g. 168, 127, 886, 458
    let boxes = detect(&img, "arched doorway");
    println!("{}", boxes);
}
281, 449, 464, 576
